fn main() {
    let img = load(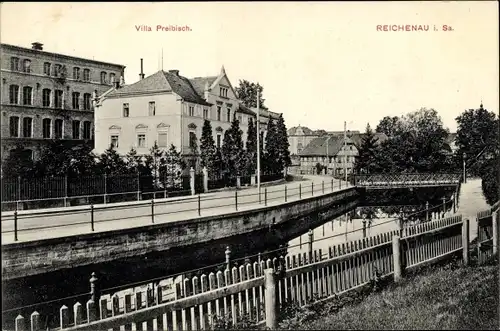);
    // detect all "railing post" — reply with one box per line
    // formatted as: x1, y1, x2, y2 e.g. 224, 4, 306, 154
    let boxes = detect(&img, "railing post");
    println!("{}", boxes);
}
452, 193, 456, 214
198, 194, 201, 216
225, 246, 231, 271
425, 201, 429, 221
362, 219, 367, 238
151, 199, 155, 223
90, 204, 94, 231
284, 186, 287, 202
89, 272, 99, 320
264, 268, 278, 330
137, 172, 141, 201
64, 175, 68, 207
462, 218, 470, 266
322, 181, 324, 194
331, 179, 333, 192
104, 173, 108, 204
392, 235, 402, 282
264, 188, 267, 206
17, 176, 21, 211
259, 186, 261, 204
442, 197, 446, 215
235, 190, 238, 211
492, 211, 498, 256
14, 209, 18, 241
308, 229, 313, 259
299, 184, 302, 199
339, 177, 342, 189
311, 182, 314, 196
